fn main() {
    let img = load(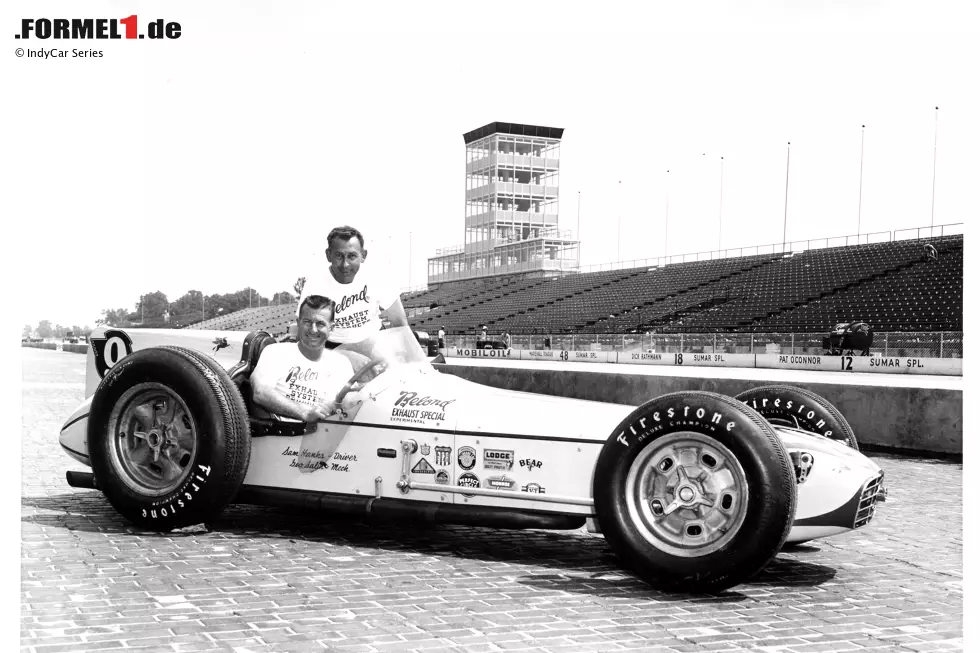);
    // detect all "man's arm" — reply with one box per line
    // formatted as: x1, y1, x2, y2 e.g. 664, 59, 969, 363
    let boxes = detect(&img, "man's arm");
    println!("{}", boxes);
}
250, 352, 327, 423
382, 296, 409, 328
